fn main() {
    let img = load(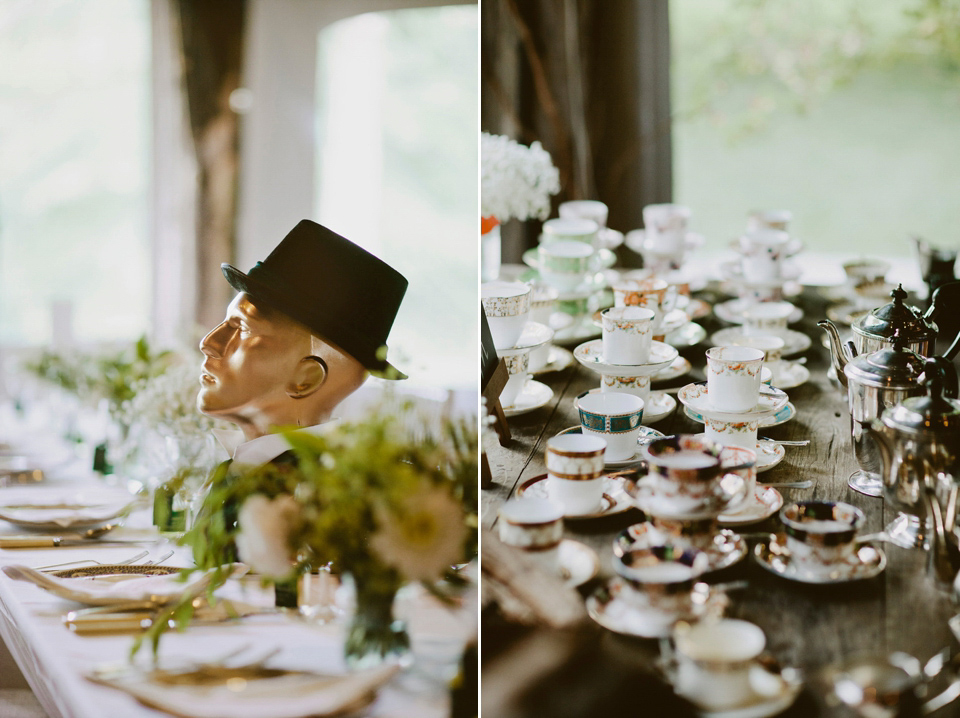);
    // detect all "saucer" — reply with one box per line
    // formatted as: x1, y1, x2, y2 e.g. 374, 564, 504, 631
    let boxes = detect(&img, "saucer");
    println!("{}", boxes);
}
517, 473, 633, 519
768, 362, 810, 391
624, 228, 706, 256
678, 383, 789, 422
503, 380, 554, 417
754, 536, 887, 584
720, 260, 802, 288
498, 321, 555, 356
560, 539, 599, 587
714, 298, 803, 326
710, 328, 812, 357
664, 322, 707, 349
522, 247, 618, 274
531, 346, 575, 375
613, 522, 747, 572
685, 436, 785, 473
684, 402, 796, 430
641, 392, 677, 424
574, 340, 679, 378
630, 475, 746, 521
727, 235, 805, 258
686, 298, 712, 321
586, 577, 726, 639
557, 425, 666, 467
652, 356, 693, 384
553, 315, 602, 345
598, 227, 624, 251
548, 312, 576, 332
826, 301, 876, 327
685, 664, 803, 718
718, 486, 784, 526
